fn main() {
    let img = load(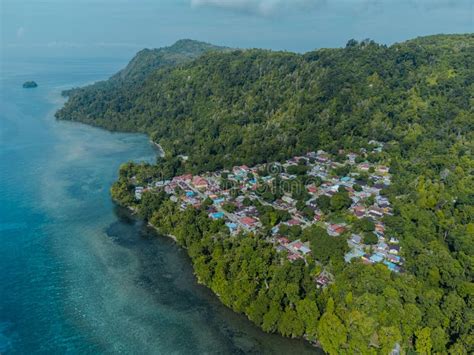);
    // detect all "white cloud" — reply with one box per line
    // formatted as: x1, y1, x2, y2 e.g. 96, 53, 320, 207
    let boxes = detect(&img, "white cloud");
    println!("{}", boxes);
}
190, 0, 325, 17
16, 27, 25, 38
